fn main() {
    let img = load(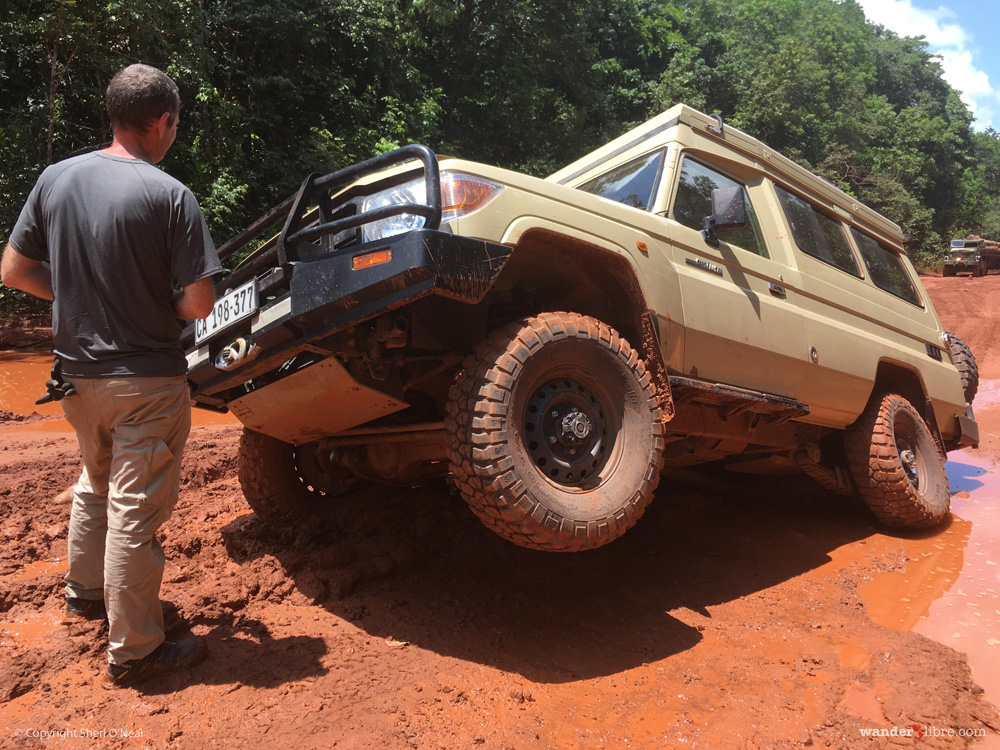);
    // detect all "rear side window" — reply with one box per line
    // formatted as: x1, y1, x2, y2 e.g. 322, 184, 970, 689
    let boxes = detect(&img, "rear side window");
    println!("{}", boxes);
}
672, 156, 768, 258
775, 185, 860, 277
850, 228, 922, 306
579, 150, 664, 211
